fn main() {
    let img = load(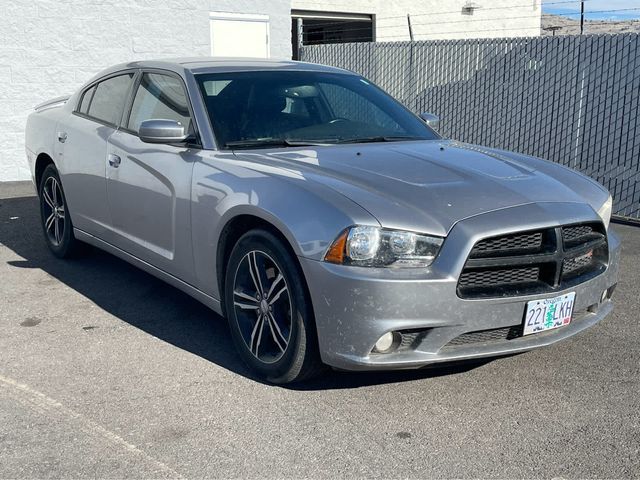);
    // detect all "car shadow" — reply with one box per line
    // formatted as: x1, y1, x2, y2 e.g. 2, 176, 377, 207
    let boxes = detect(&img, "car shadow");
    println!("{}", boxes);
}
0, 194, 492, 390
